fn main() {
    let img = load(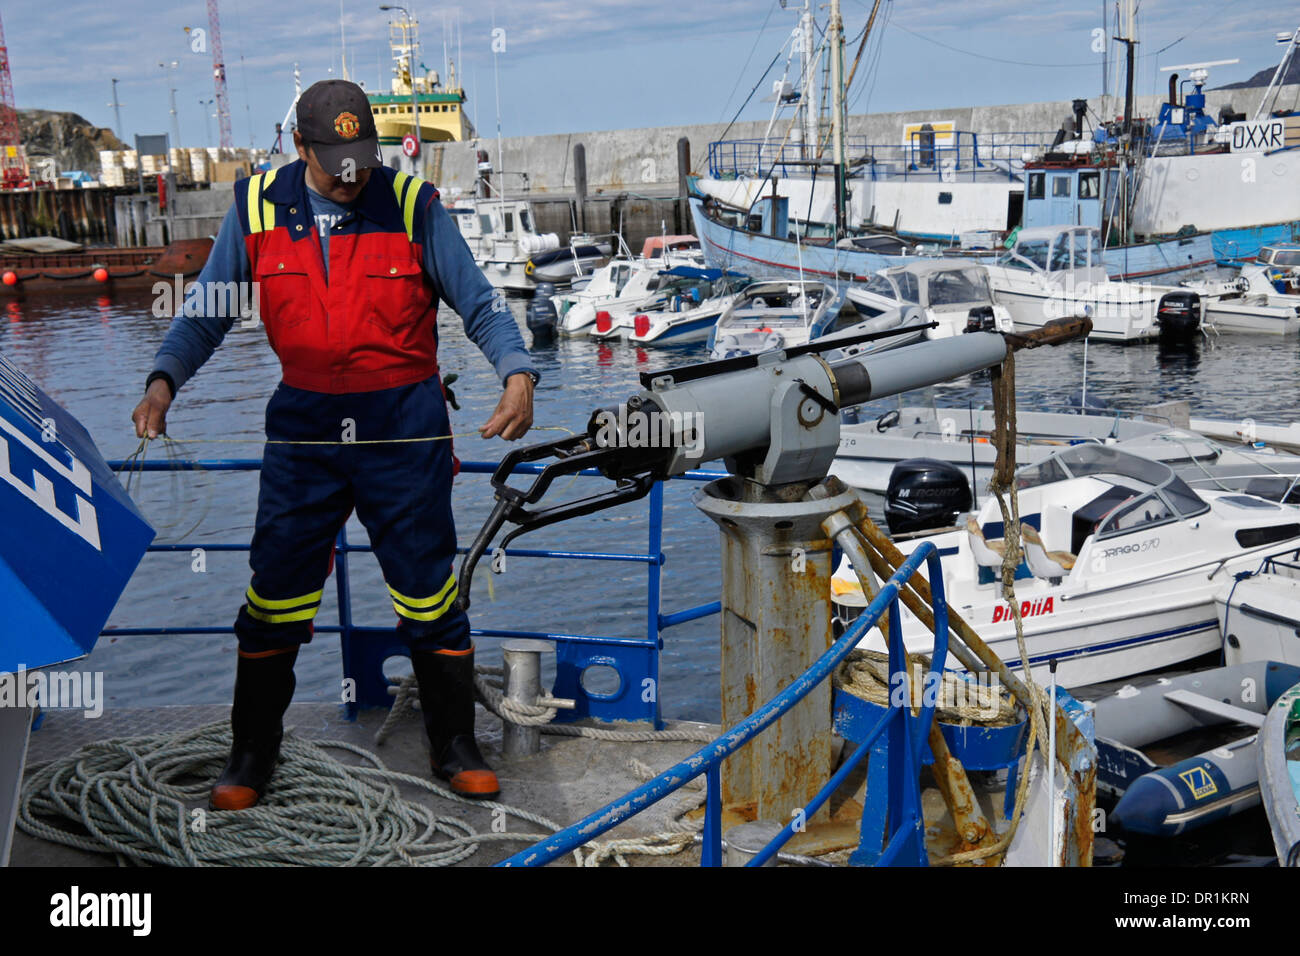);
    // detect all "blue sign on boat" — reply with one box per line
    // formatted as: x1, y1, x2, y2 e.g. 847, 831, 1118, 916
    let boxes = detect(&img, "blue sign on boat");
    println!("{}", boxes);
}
0, 351, 154, 673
